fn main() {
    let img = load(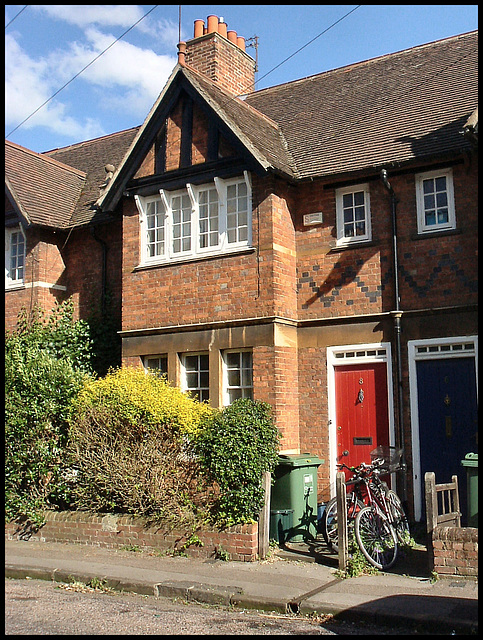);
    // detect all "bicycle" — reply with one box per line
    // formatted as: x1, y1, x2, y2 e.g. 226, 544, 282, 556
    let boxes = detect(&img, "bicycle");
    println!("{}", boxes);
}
321, 461, 368, 553
354, 446, 408, 570
323, 447, 409, 569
